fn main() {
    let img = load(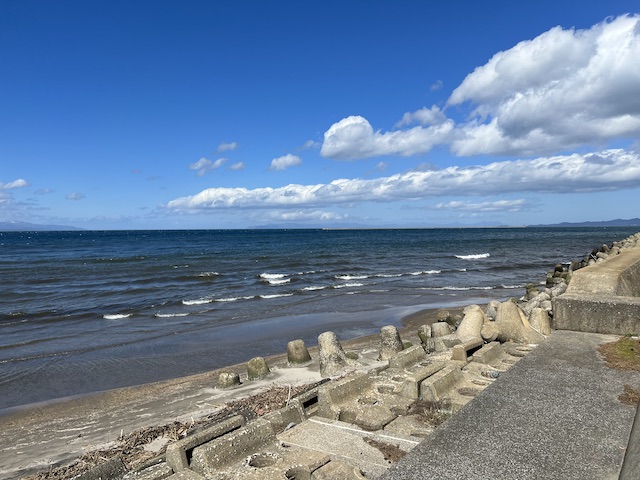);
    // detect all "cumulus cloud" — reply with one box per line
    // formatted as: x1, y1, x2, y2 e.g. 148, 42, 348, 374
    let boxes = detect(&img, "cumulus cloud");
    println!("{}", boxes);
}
190, 157, 227, 176
1, 178, 29, 189
66, 192, 85, 200
270, 154, 302, 171
320, 15, 640, 160
217, 142, 238, 152
396, 106, 448, 127
434, 199, 528, 212
166, 149, 640, 211
449, 14, 640, 156
321, 115, 454, 160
